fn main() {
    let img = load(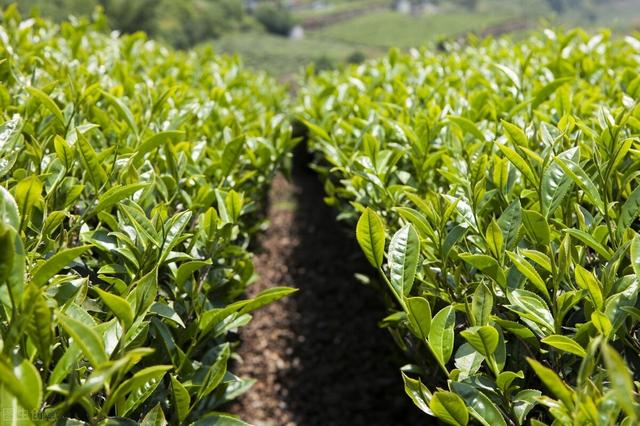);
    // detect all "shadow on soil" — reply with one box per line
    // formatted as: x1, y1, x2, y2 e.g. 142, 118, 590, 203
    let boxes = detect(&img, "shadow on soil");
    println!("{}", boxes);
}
275, 146, 424, 425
